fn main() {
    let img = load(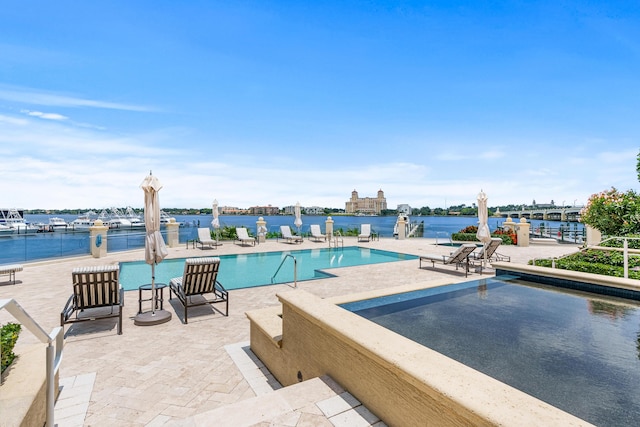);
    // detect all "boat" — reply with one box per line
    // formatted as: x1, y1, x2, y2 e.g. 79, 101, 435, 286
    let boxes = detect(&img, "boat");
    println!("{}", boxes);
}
0, 223, 16, 237
160, 210, 182, 227
48, 217, 69, 230
0, 208, 39, 234
101, 207, 146, 230
124, 207, 145, 229
69, 211, 98, 231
